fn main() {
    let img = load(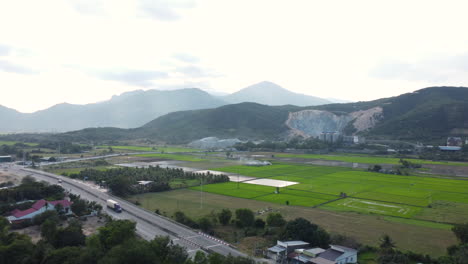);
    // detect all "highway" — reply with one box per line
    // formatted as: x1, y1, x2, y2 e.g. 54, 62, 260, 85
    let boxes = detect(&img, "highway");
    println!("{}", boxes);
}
4, 164, 249, 259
